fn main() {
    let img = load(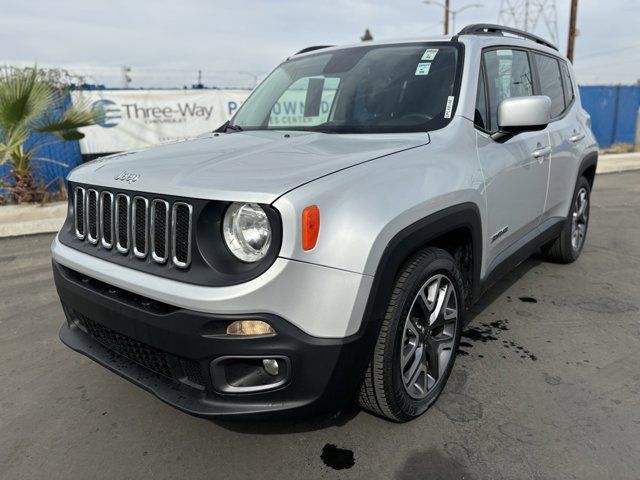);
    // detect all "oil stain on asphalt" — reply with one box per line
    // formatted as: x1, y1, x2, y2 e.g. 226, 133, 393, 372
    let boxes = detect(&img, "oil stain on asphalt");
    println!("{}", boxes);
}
519, 296, 538, 303
321, 444, 355, 470
458, 317, 538, 361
